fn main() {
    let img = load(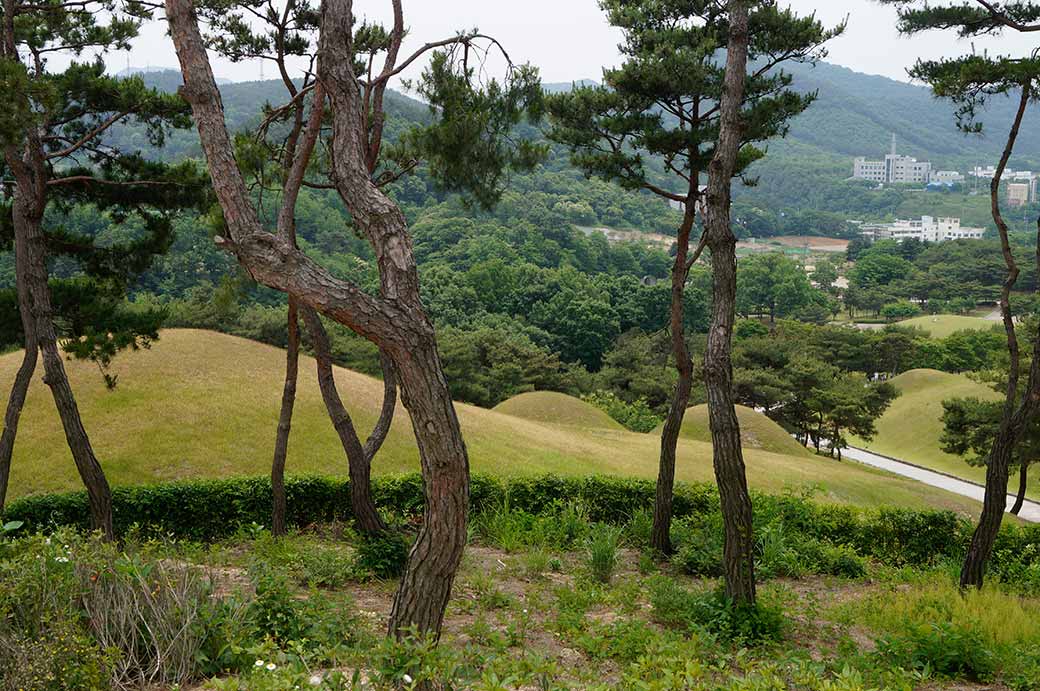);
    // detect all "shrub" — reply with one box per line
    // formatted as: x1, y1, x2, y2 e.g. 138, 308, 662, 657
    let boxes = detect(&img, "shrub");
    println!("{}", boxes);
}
756, 523, 804, 579
671, 515, 725, 578
354, 531, 409, 580
648, 577, 784, 644
875, 621, 996, 681
582, 390, 663, 432
586, 524, 622, 584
